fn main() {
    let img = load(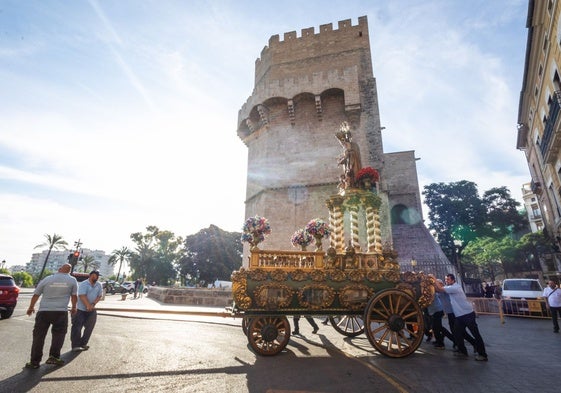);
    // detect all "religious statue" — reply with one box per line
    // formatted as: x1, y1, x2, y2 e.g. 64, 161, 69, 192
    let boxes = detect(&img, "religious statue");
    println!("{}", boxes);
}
336, 122, 362, 189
